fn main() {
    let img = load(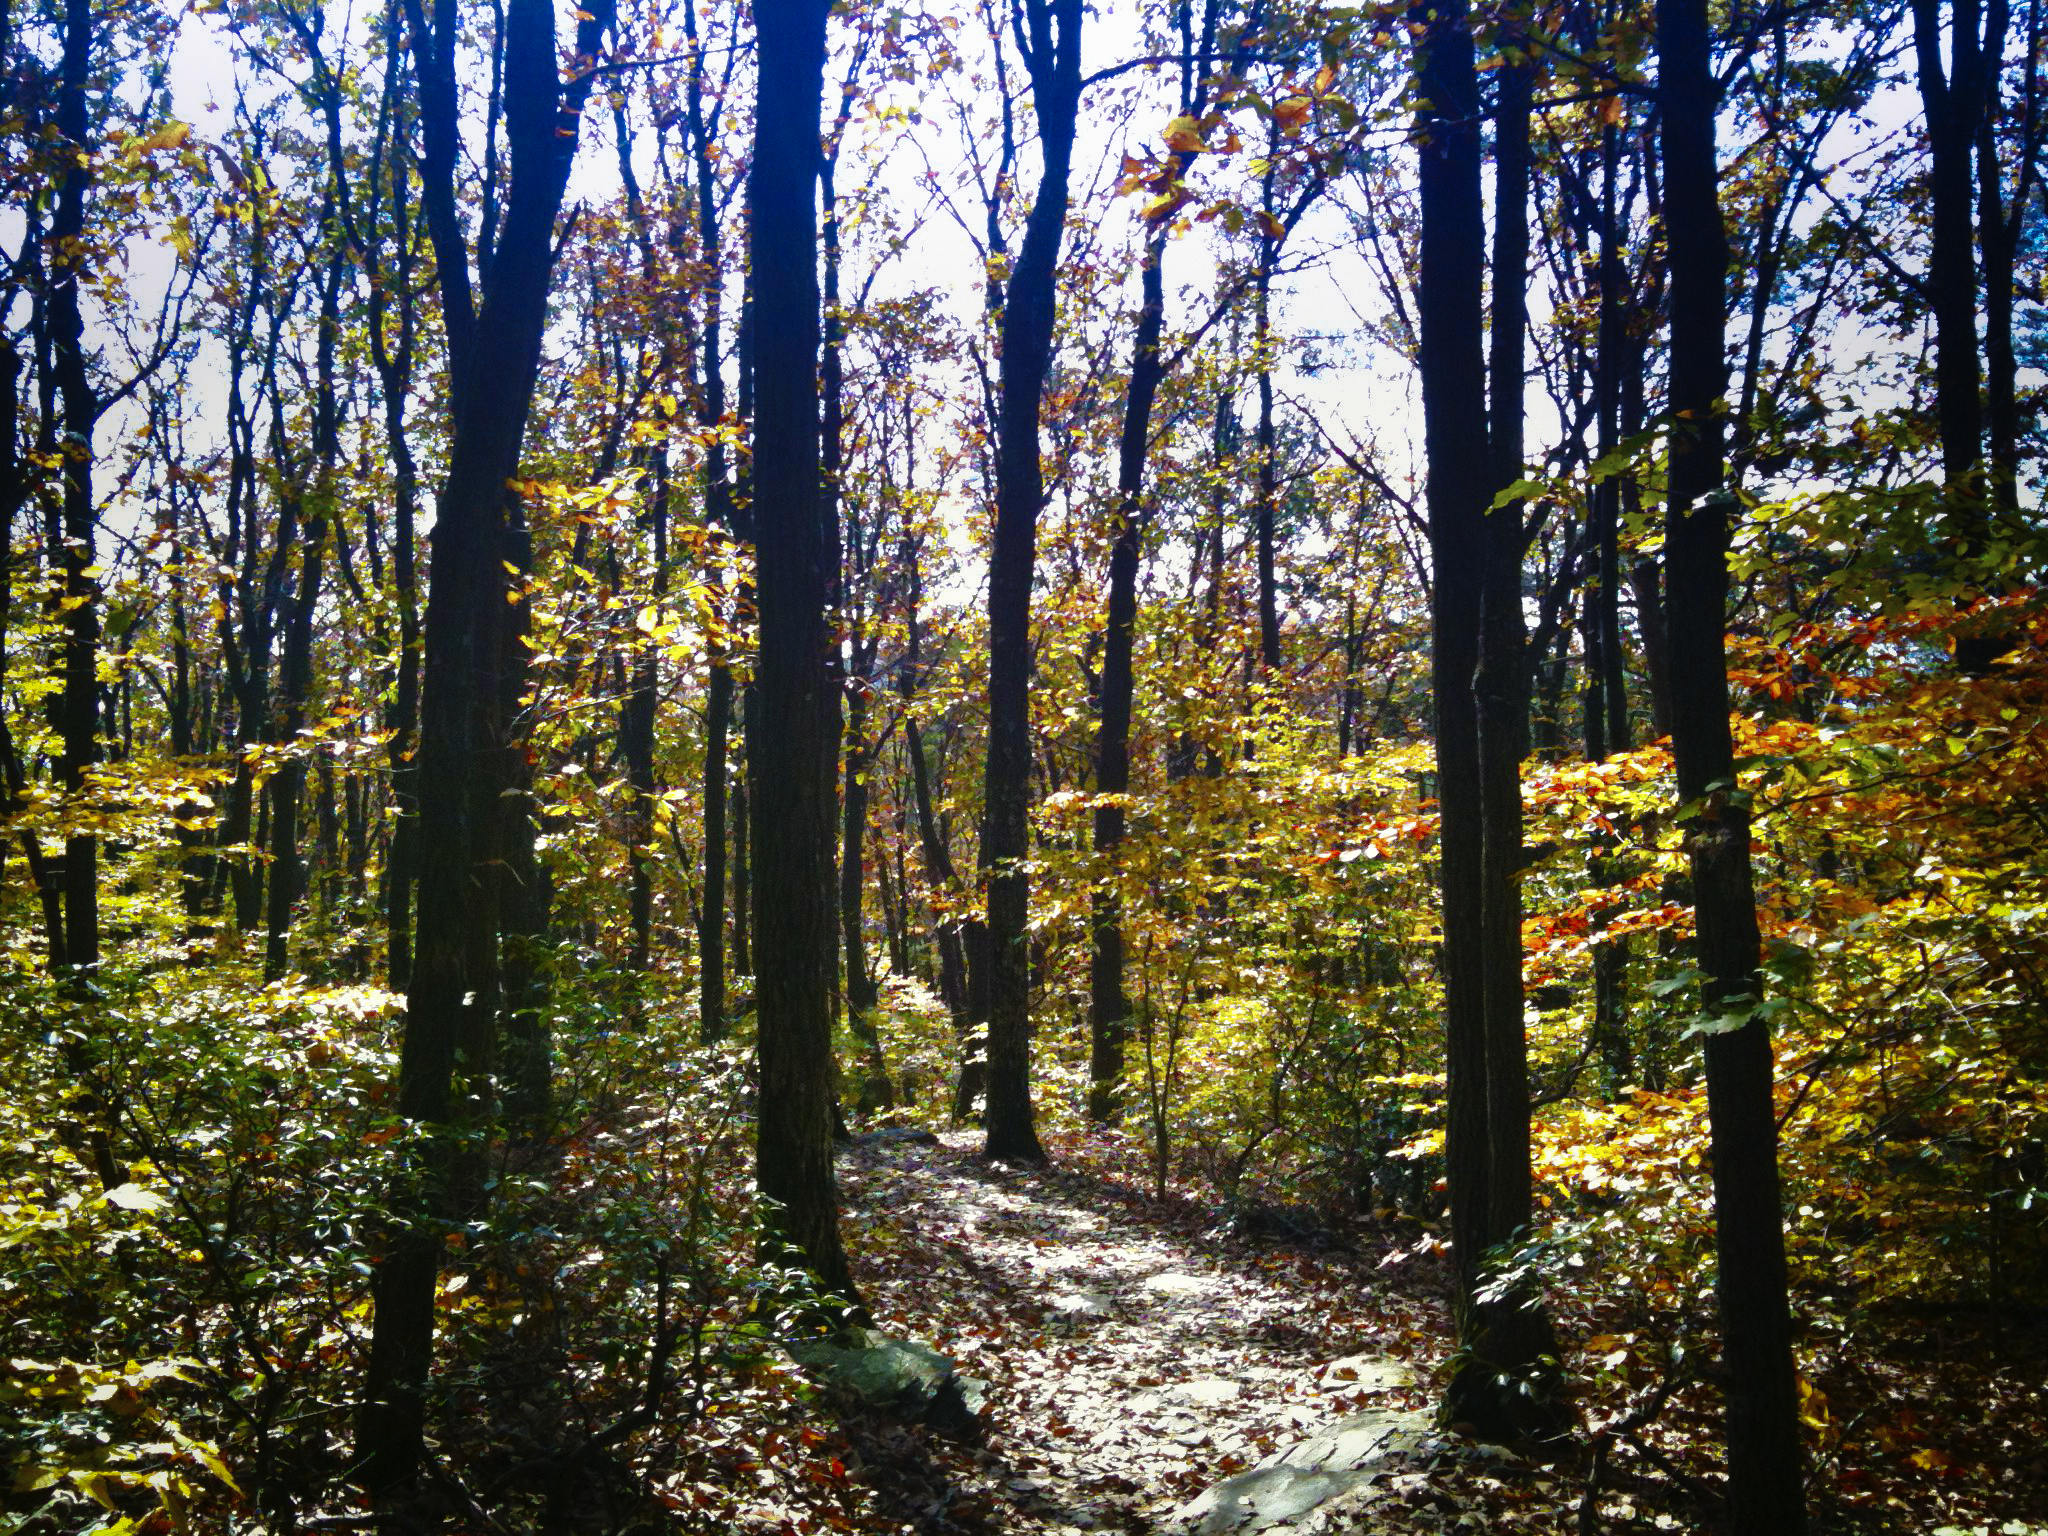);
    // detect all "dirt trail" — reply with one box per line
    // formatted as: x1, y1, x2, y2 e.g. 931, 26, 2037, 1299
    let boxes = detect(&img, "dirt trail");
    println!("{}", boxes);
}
834, 1130, 1446, 1534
